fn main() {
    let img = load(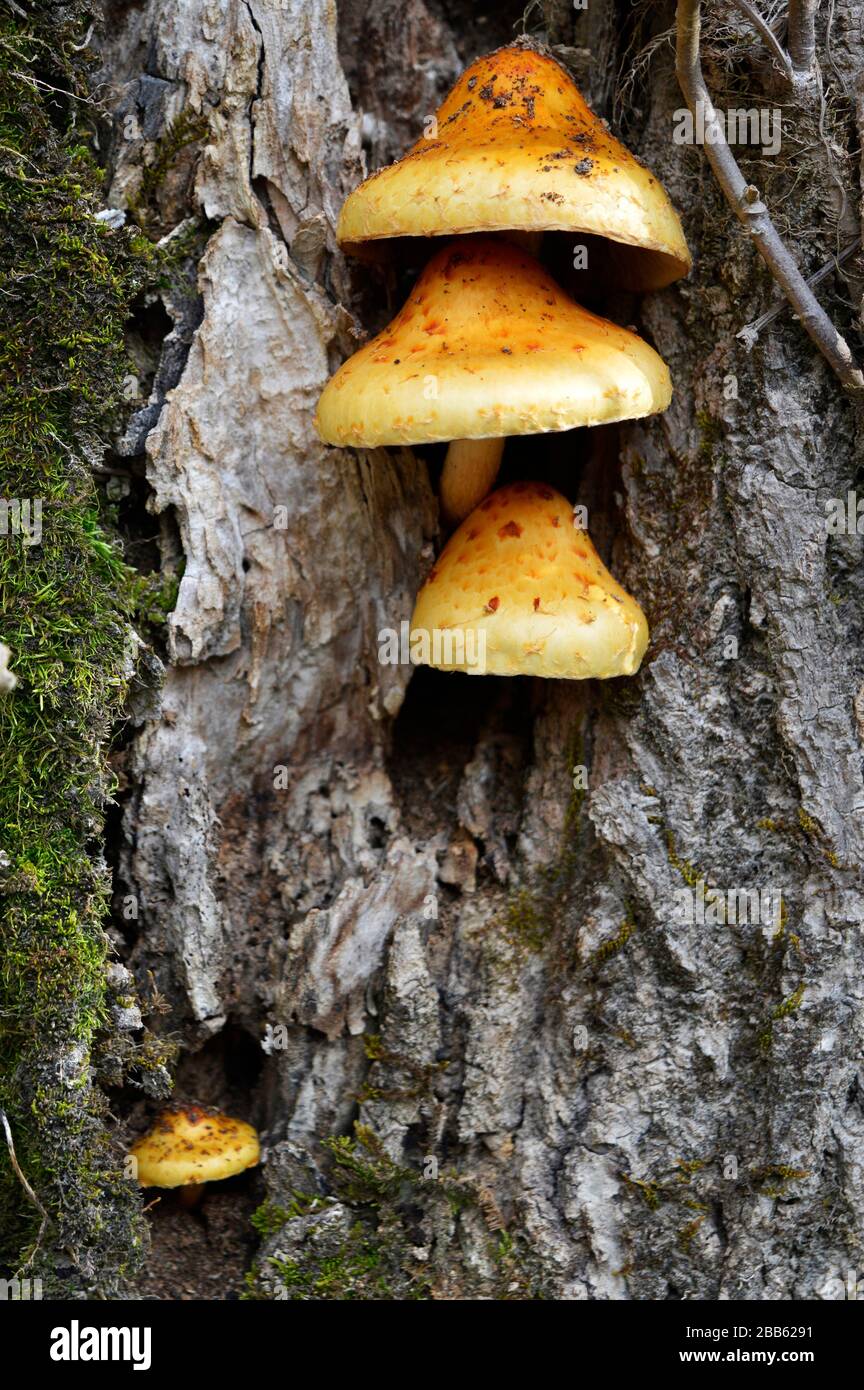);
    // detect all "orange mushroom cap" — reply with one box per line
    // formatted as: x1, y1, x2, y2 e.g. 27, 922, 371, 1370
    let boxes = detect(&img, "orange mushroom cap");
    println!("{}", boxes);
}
409, 482, 649, 679
339, 45, 690, 291
315, 238, 671, 449
129, 1107, 260, 1189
